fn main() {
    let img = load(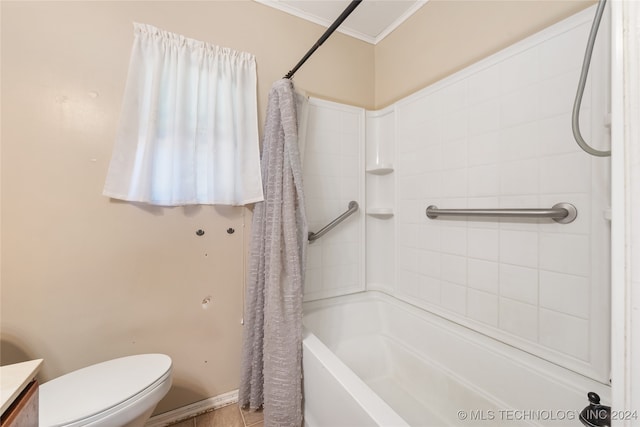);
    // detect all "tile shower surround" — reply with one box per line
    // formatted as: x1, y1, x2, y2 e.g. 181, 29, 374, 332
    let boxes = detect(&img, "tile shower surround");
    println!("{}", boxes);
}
301, 8, 610, 383
392, 11, 610, 382
302, 99, 365, 302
